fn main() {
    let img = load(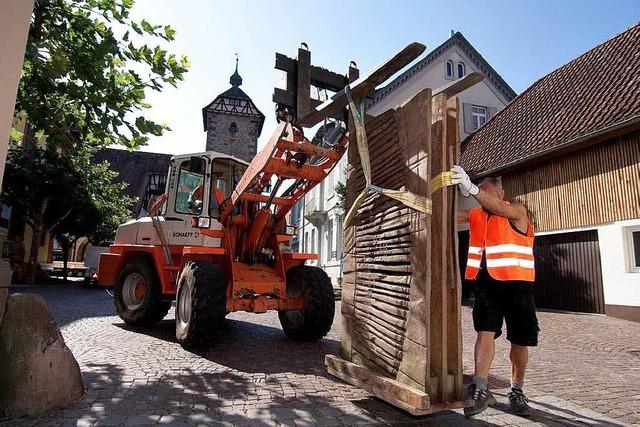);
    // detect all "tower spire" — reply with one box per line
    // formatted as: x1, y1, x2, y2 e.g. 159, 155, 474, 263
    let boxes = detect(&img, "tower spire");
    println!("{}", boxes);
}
230, 53, 242, 87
